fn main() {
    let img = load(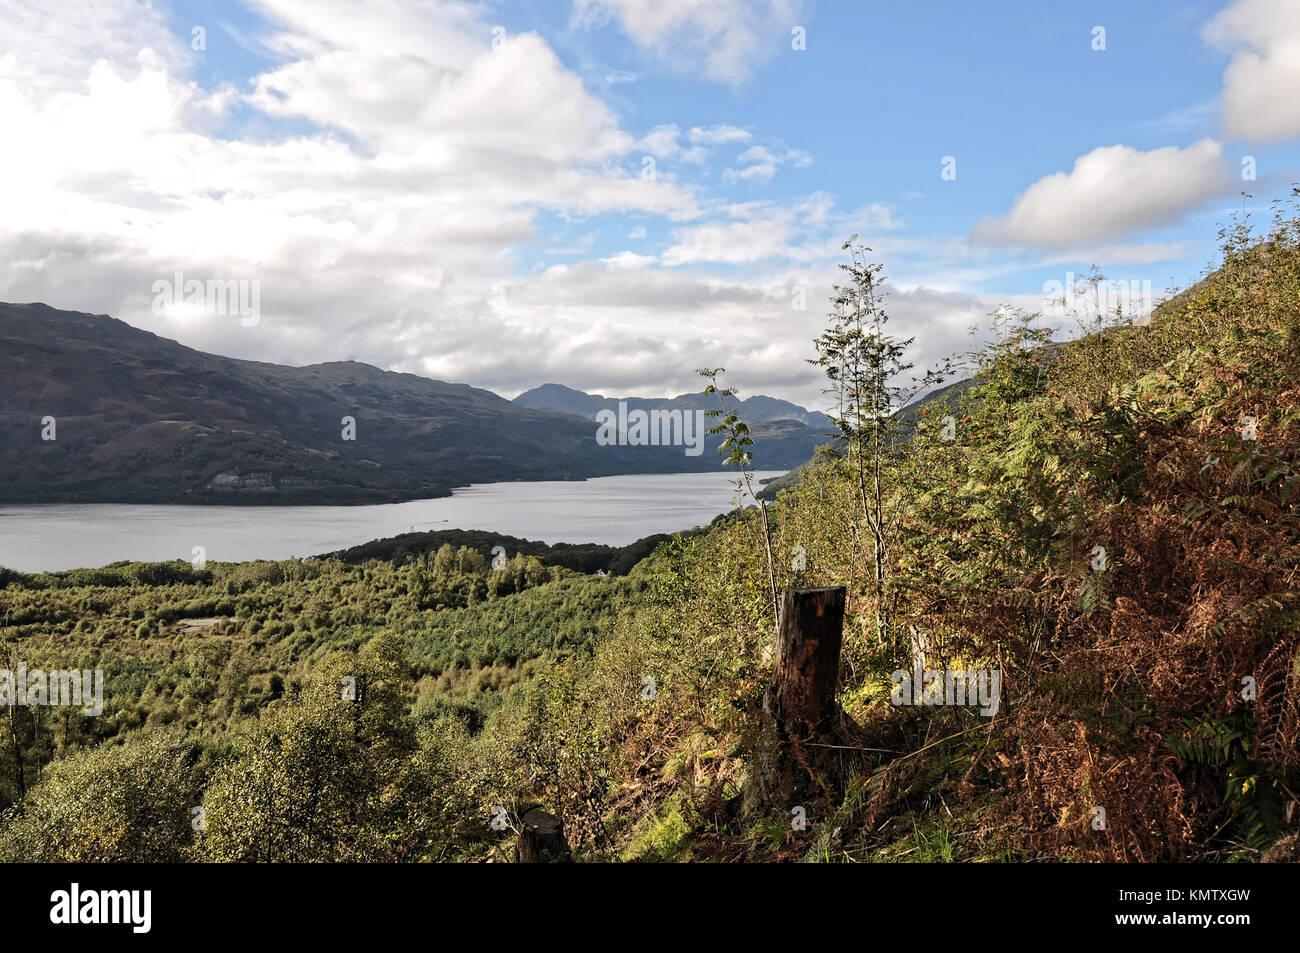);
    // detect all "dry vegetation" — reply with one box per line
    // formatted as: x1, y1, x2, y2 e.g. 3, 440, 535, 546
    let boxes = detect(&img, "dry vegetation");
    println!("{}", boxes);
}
2, 196, 1299, 862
